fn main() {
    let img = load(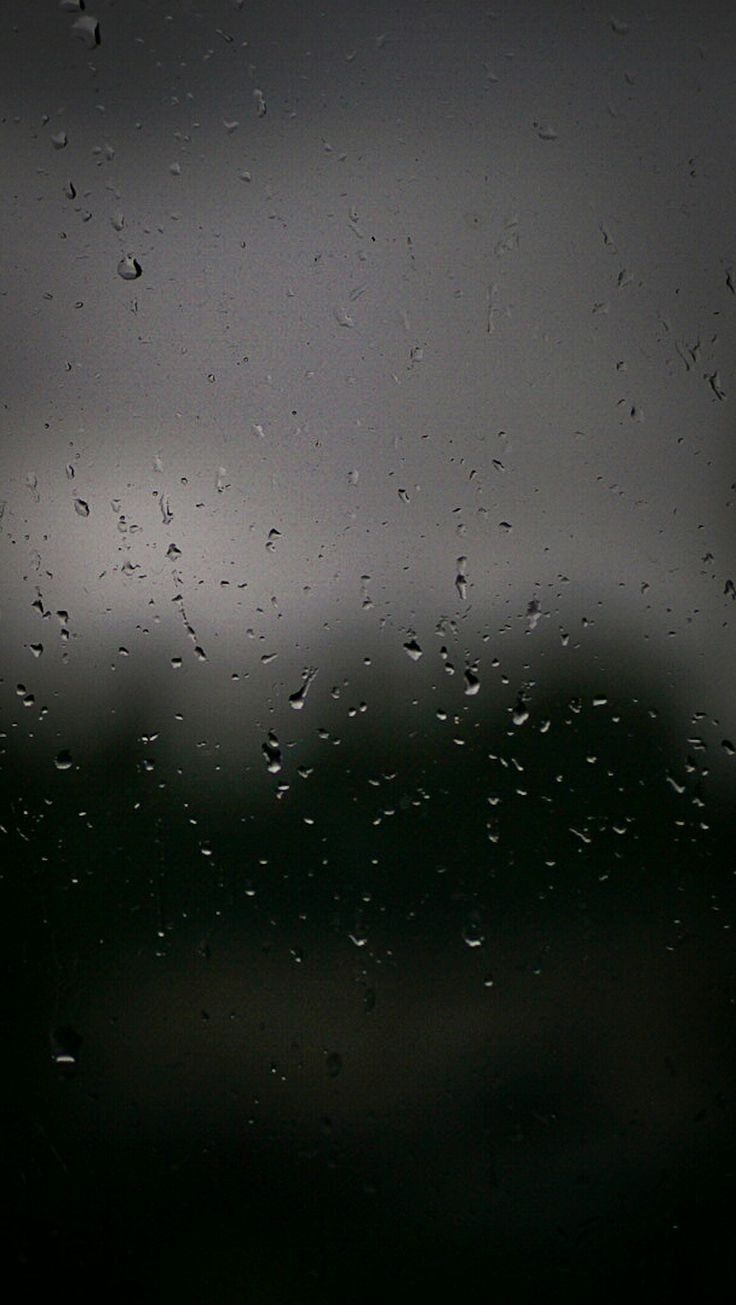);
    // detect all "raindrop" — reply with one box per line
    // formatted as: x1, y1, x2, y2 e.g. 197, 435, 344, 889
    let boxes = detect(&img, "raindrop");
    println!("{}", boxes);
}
54, 750, 73, 771
253, 88, 267, 117
403, 638, 423, 661
455, 556, 468, 600
722, 739, 735, 755
535, 122, 558, 141
462, 921, 485, 949
117, 255, 142, 281
50, 1026, 82, 1069
334, 307, 354, 327
160, 494, 173, 524
166, 542, 181, 560
289, 667, 318, 710
215, 467, 229, 492
263, 731, 282, 774
111, 212, 125, 232
51, 131, 68, 150
266, 528, 281, 551
74, 497, 90, 517
464, 668, 480, 696
512, 692, 530, 726
72, 15, 101, 47
30, 643, 44, 657
526, 598, 541, 630
223, 119, 239, 133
